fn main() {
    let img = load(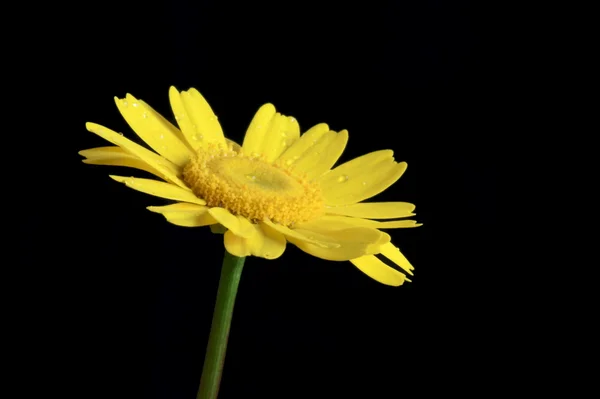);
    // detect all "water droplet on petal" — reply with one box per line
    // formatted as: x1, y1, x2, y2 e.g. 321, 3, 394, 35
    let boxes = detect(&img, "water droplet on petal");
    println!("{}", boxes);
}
132, 102, 139, 107
118, 132, 124, 136
246, 174, 257, 181
290, 117, 296, 123
362, 181, 367, 186
122, 100, 128, 107
159, 133, 165, 140
337, 175, 349, 183
142, 112, 148, 119
285, 159, 294, 166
